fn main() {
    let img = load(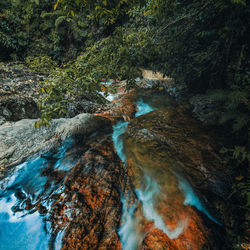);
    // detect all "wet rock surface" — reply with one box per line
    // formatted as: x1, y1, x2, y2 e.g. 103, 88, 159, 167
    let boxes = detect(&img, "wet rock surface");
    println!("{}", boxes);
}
49, 129, 127, 250
125, 168, 225, 250
139, 69, 188, 99
139, 69, 222, 125
0, 68, 232, 249
121, 106, 230, 249
95, 80, 137, 122
0, 124, 128, 250
123, 107, 232, 218
0, 113, 110, 177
